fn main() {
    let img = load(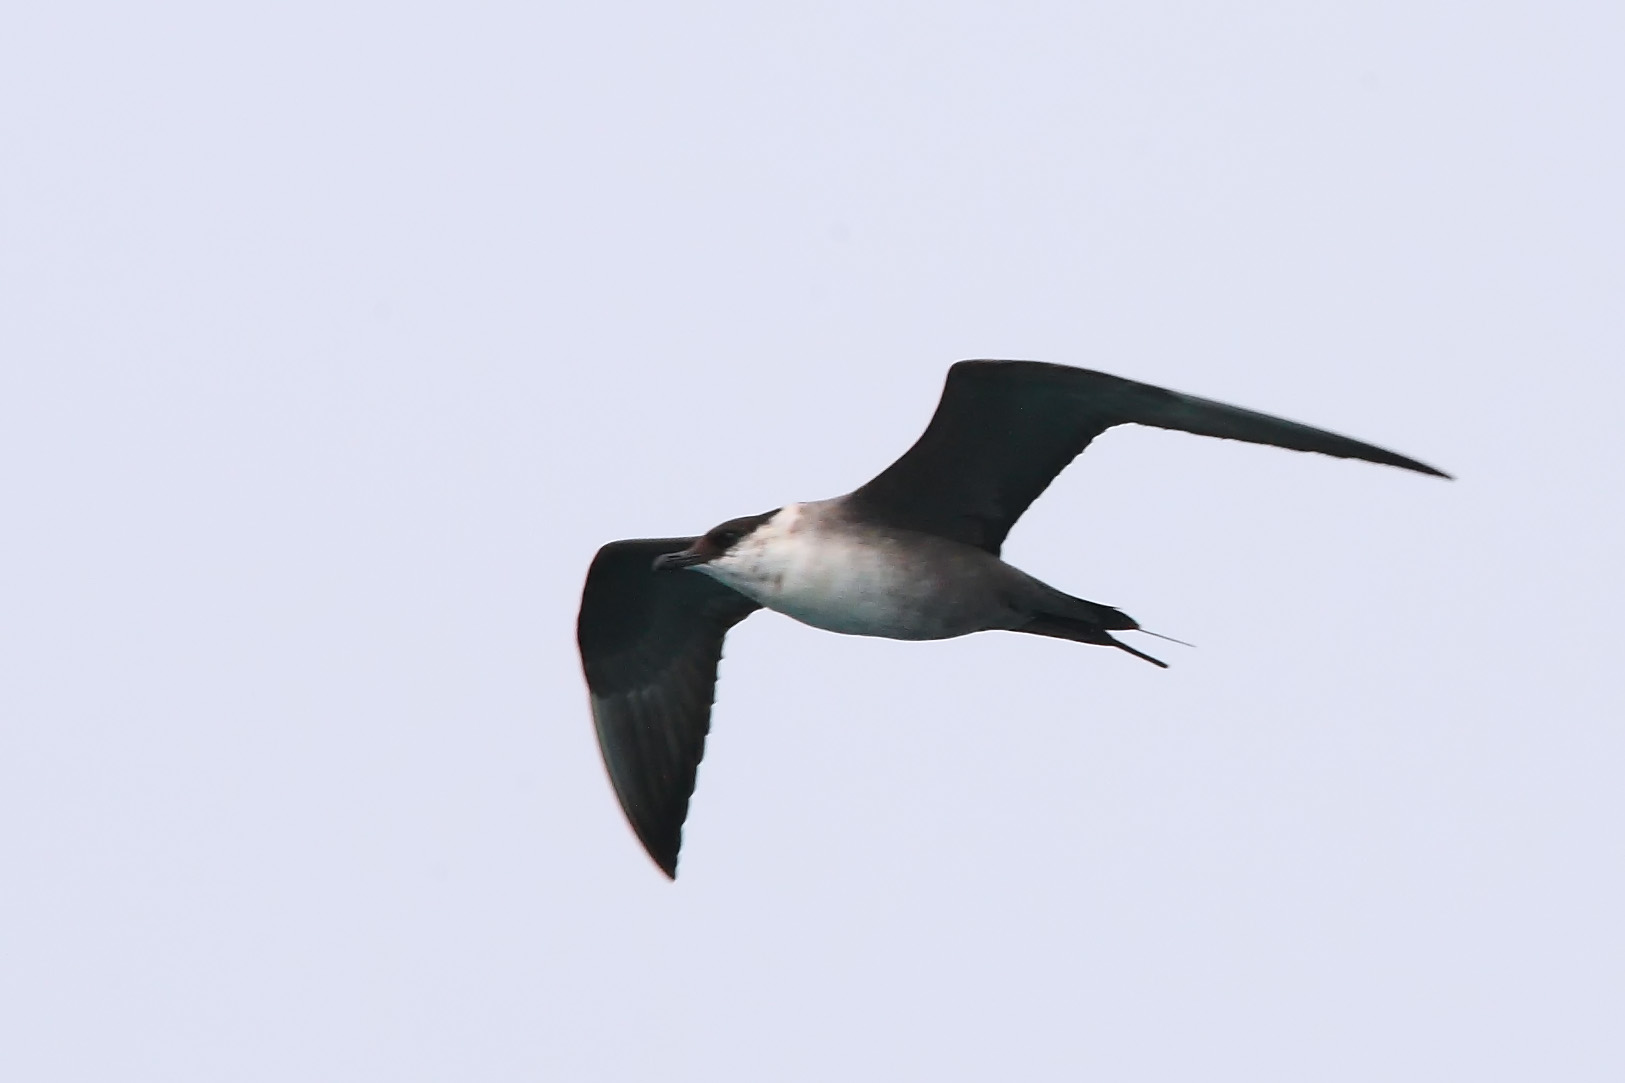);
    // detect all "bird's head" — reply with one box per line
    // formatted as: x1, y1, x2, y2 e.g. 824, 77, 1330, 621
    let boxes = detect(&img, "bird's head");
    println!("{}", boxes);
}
652, 510, 780, 571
